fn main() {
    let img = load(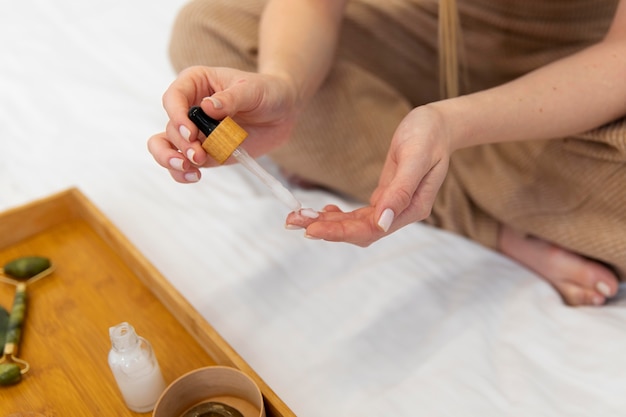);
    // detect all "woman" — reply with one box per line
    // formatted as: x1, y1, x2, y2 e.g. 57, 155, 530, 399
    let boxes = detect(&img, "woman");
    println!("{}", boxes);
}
148, 0, 626, 306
